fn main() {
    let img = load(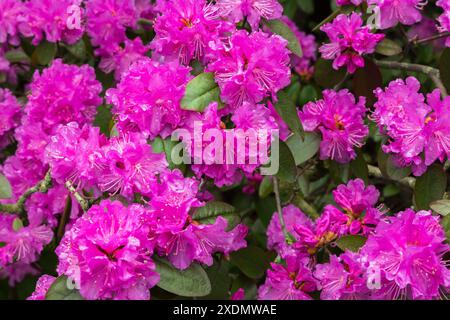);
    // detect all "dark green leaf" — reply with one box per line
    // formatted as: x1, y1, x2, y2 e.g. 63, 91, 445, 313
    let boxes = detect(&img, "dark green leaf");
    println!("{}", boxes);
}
441, 215, 450, 240
45, 276, 83, 300
5, 50, 30, 63
286, 132, 320, 166
296, 0, 314, 14
151, 137, 186, 172
314, 58, 347, 88
93, 105, 113, 136
439, 48, 450, 92
274, 91, 304, 138
378, 150, 411, 181
230, 246, 271, 279
155, 258, 211, 297
375, 39, 402, 56
0, 174, 12, 199
192, 201, 240, 230
335, 235, 367, 252
265, 19, 303, 58
276, 139, 297, 183
63, 39, 86, 60
258, 176, 273, 198
415, 164, 447, 210
33, 41, 57, 65
181, 72, 222, 112
350, 151, 368, 184
430, 200, 450, 216
12, 218, 23, 231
